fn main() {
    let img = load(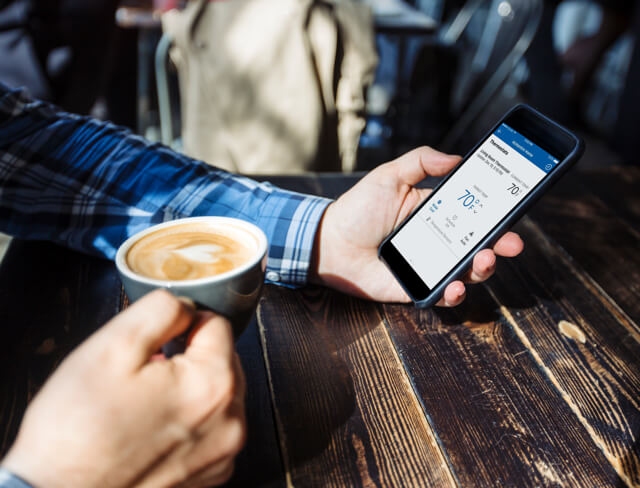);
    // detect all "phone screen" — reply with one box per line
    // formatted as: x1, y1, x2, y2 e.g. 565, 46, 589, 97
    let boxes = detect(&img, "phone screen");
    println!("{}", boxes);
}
389, 122, 561, 290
